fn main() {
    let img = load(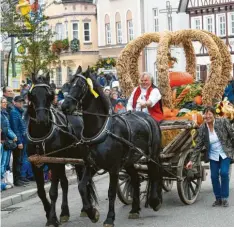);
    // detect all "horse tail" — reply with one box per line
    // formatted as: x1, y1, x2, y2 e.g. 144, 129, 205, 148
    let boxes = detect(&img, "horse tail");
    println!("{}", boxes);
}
88, 178, 98, 205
